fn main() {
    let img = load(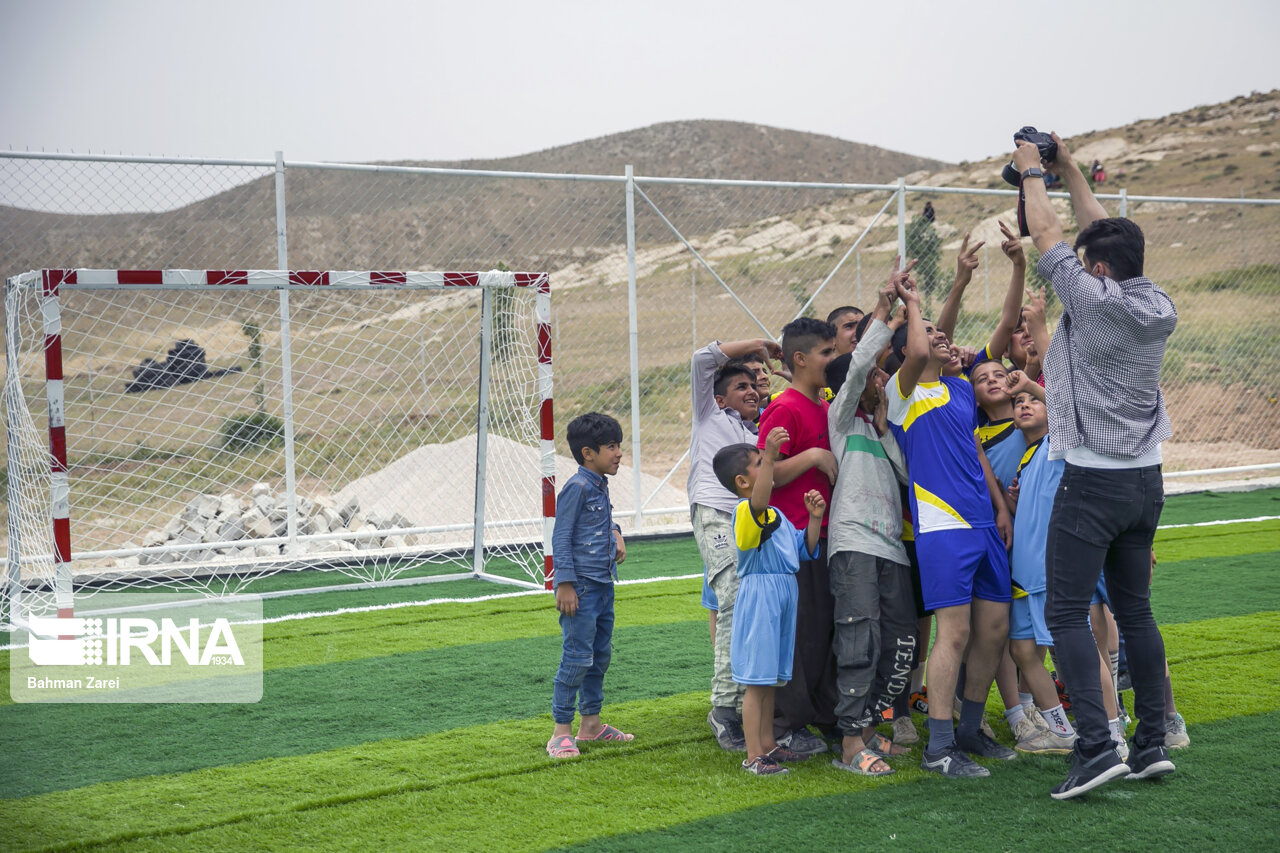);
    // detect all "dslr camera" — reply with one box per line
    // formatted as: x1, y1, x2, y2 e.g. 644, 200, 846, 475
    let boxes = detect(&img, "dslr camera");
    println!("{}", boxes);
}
1001, 127, 1058, 185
